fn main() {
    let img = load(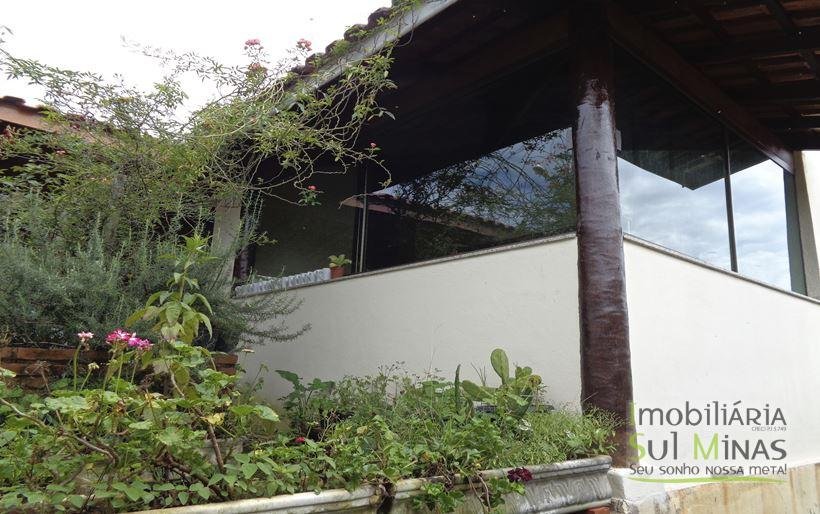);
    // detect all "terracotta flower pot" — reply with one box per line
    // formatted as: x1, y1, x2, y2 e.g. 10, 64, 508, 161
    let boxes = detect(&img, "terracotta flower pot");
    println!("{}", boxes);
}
330, 266, 346, 279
